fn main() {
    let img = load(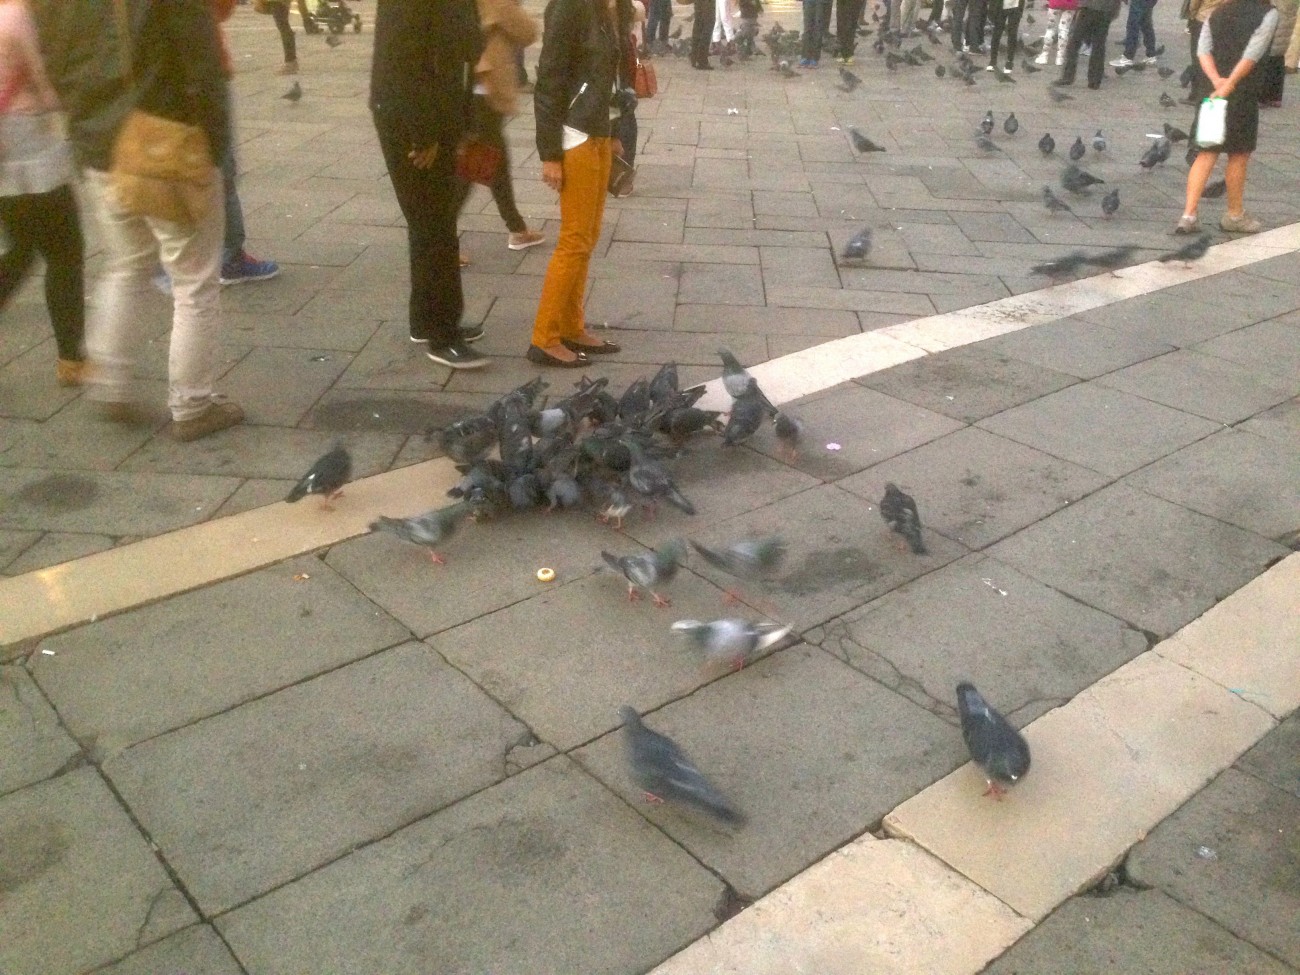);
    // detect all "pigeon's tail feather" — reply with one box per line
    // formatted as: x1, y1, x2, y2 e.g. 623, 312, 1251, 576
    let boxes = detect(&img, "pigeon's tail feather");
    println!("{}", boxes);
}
368, 516, 403, 535
905, 526, 927, 555
601, 551, 624, 573
666, 487, 696, 516
956, 682, 988, 721
754, 624, 792, 652
697, 795, 747, 827
689, 540, 729, 572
